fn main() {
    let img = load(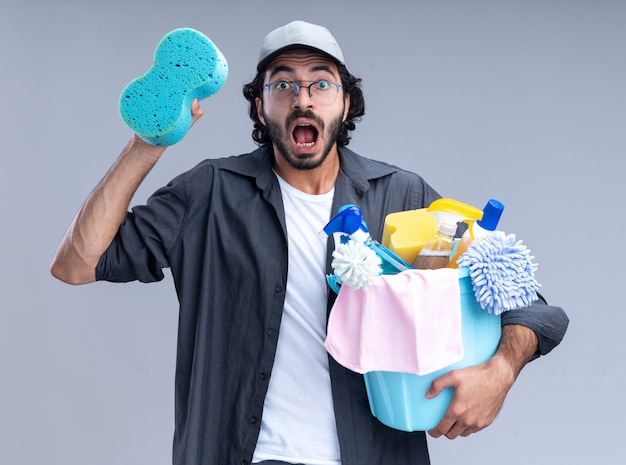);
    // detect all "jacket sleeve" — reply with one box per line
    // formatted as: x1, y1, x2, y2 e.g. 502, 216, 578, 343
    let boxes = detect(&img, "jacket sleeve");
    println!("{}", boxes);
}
95, 171, 190, 283
500, 293, 569, 359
